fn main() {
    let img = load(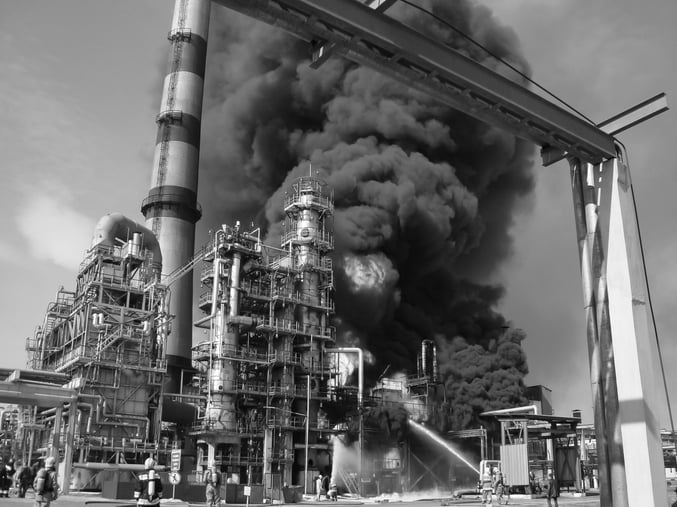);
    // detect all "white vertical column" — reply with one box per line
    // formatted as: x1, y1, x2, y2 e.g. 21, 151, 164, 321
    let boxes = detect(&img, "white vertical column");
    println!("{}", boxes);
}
597, 157, 667, 506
